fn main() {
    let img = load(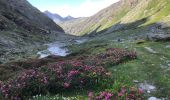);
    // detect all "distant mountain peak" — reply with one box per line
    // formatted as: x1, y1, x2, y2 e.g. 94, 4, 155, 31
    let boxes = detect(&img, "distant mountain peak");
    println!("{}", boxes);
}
65, 15, 73, 18
43, 11, 75, 23
64, 15, 74, 20
44, 10, 50, 13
